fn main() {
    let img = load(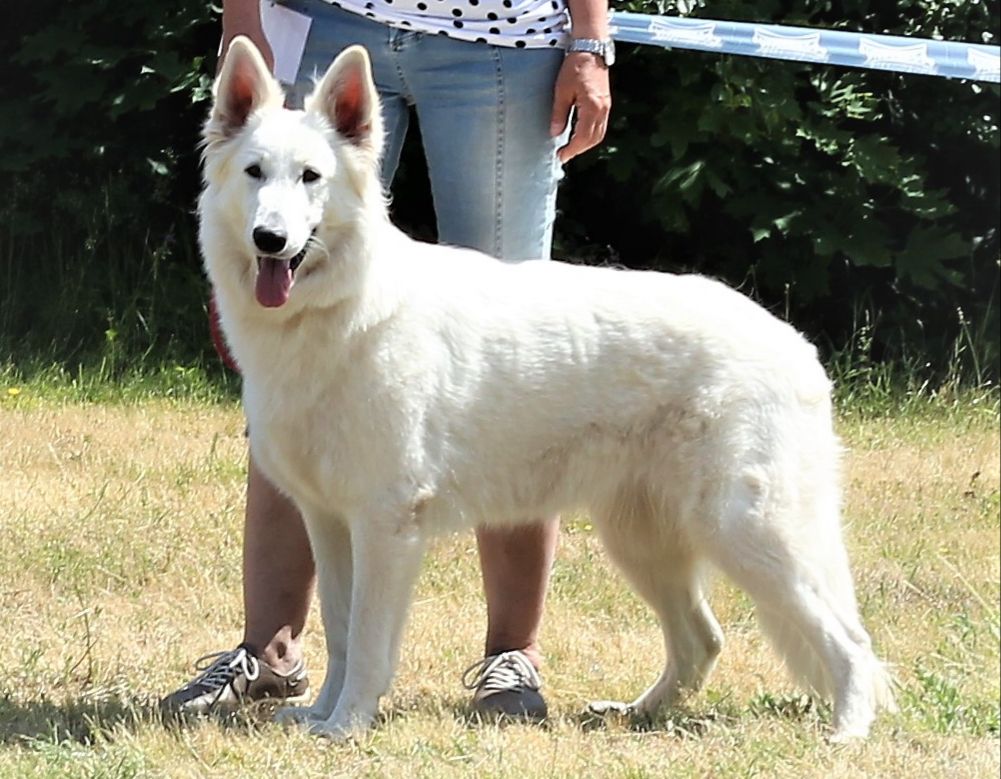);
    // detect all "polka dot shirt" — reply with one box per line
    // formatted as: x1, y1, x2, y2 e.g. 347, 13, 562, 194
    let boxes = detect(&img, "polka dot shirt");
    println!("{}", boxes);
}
323, 0, 570, 49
